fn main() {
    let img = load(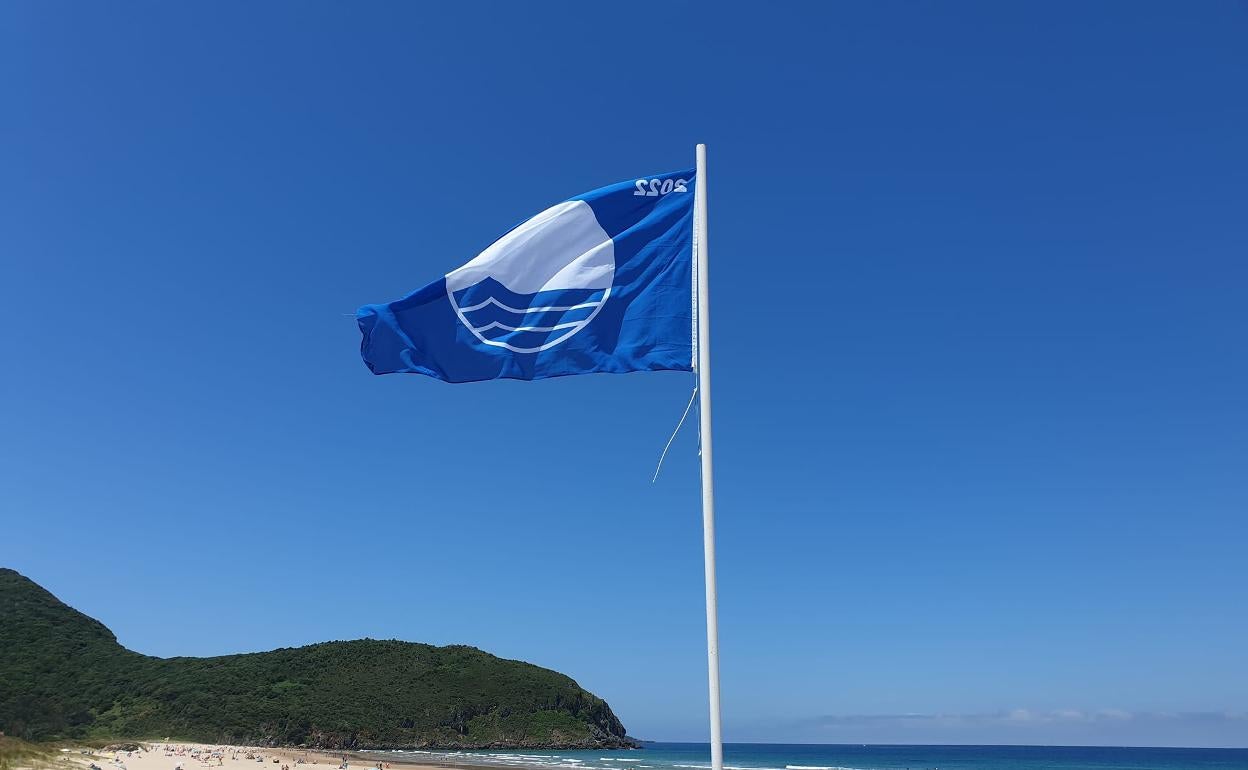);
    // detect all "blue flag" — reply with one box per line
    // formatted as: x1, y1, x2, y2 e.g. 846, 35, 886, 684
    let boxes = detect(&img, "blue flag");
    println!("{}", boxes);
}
357, 169, 695, 383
